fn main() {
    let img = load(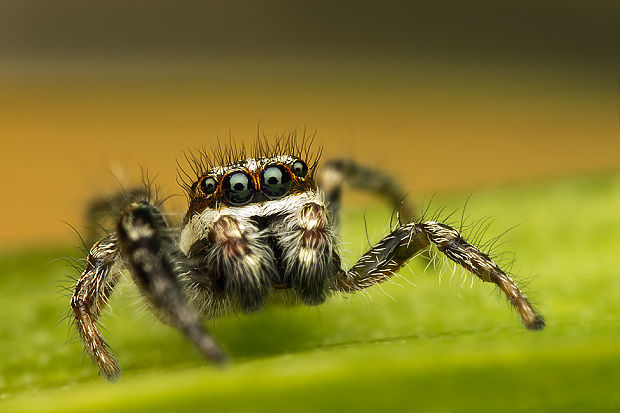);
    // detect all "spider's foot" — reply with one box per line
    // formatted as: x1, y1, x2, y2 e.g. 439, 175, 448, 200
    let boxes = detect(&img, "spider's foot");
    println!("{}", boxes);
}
524, 312, 546, 330
195, 335, 229, 366
99, 356, 122, 382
